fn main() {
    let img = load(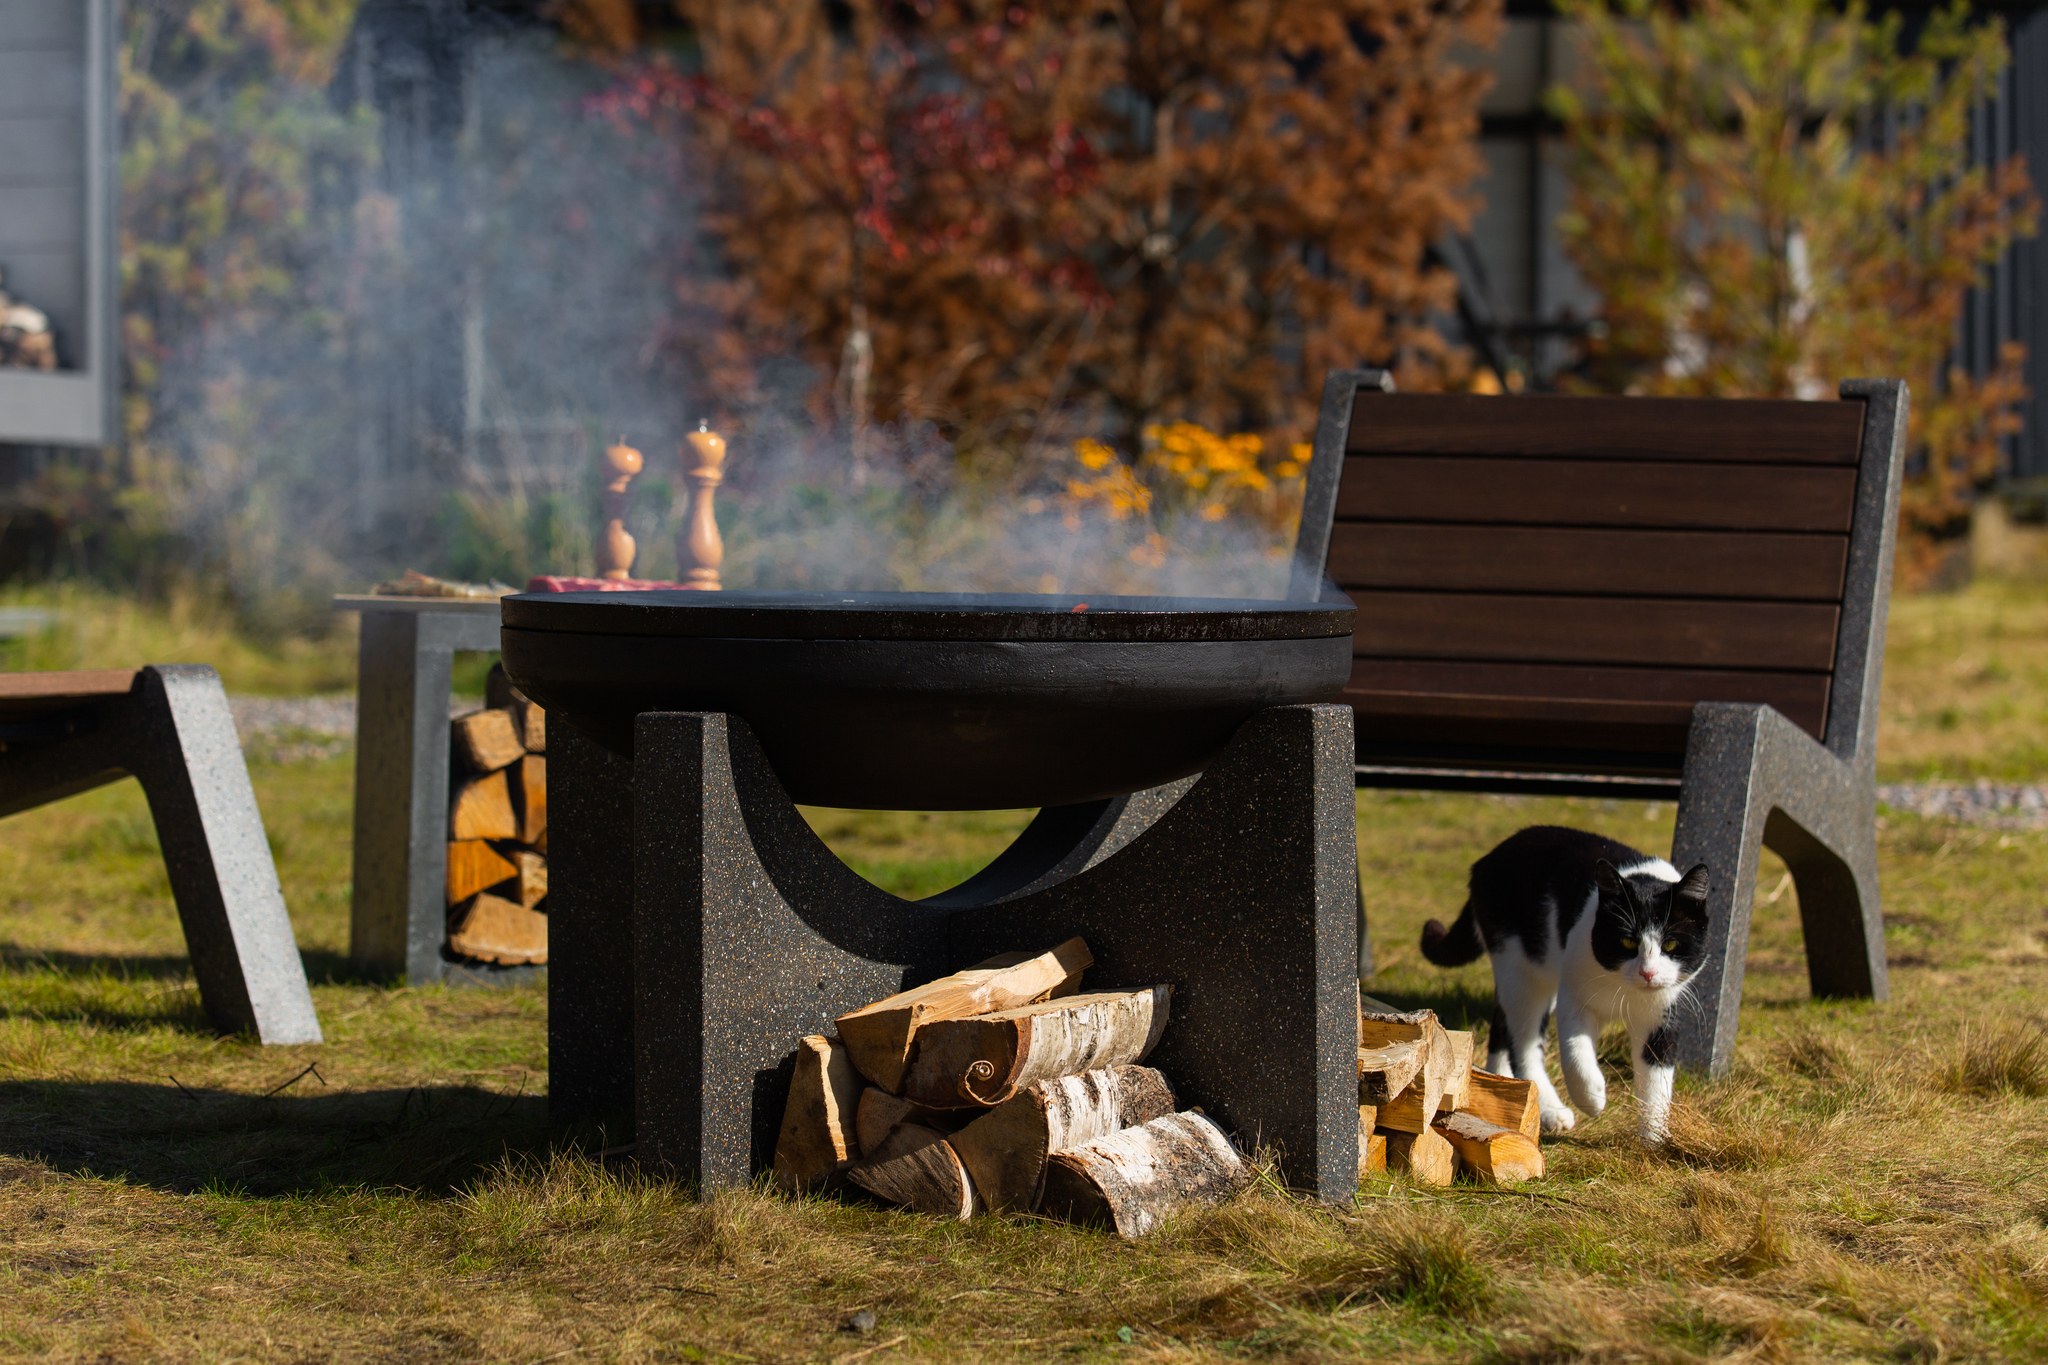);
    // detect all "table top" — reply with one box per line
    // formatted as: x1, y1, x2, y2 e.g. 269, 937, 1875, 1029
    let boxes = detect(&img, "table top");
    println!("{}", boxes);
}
331, 594, 504, 616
